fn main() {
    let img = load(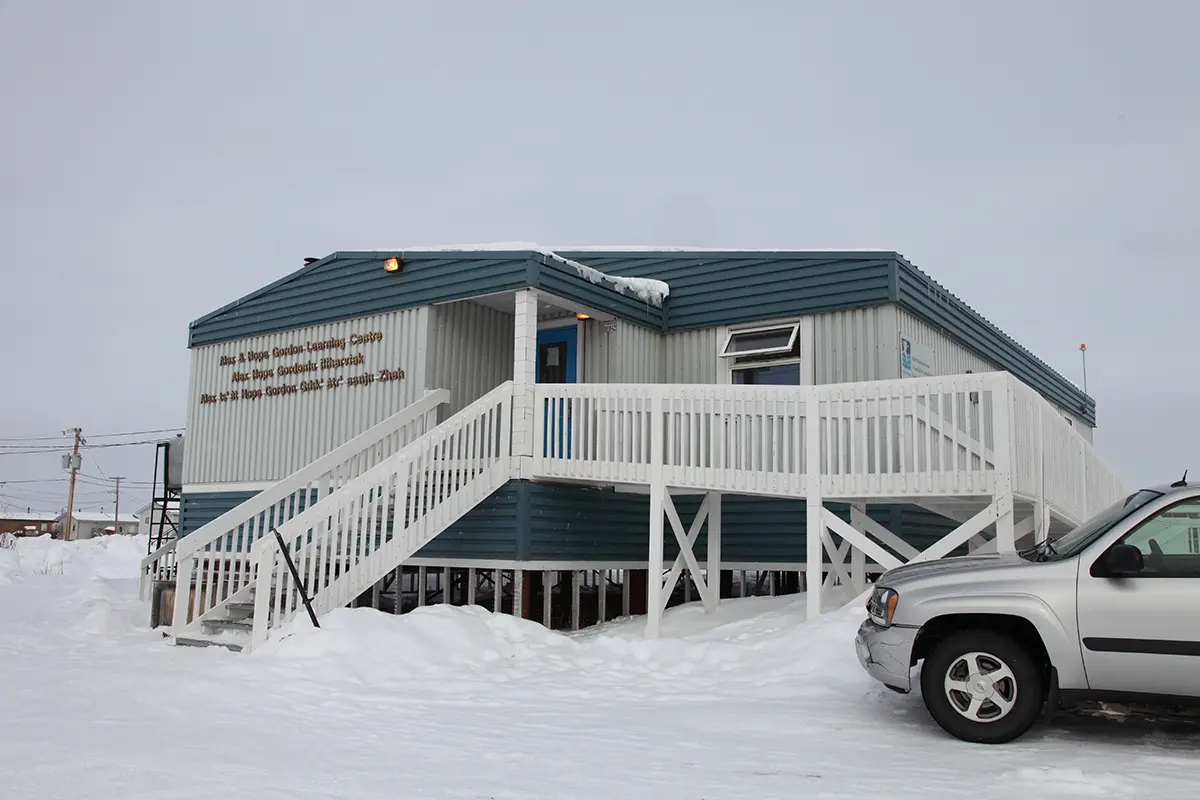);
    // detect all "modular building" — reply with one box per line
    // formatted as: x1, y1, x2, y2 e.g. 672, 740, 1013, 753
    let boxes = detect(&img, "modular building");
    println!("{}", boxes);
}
148, 247, 1123, 650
